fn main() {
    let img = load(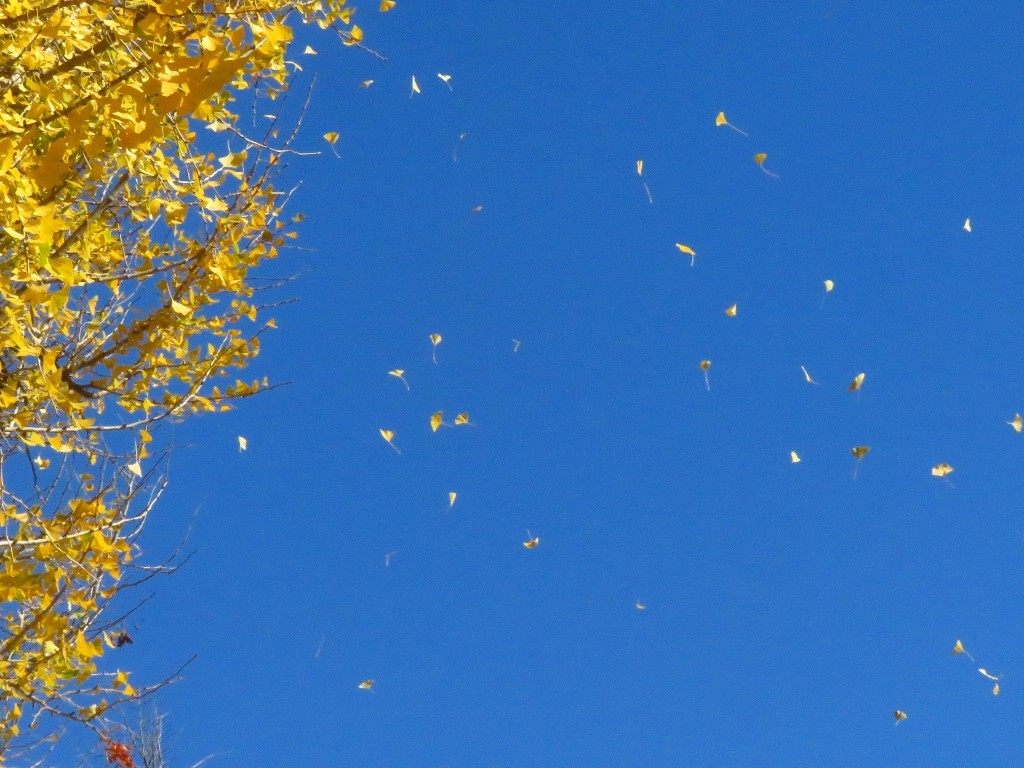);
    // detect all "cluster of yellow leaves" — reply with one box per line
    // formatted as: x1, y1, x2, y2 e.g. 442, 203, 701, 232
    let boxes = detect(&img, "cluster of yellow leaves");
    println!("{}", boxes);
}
0, 0, 359, 754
